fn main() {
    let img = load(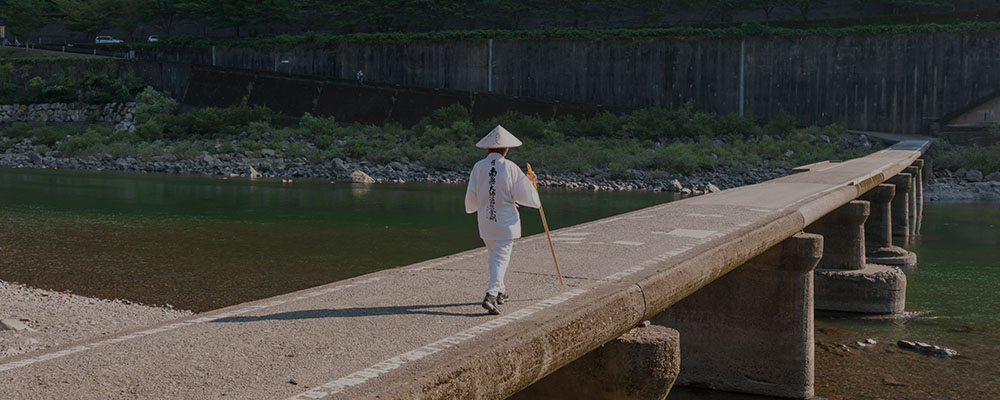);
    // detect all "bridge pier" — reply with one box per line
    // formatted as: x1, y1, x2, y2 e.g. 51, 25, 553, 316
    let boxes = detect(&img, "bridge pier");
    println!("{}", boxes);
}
512, 325, 680, 400
904, 165, 922, 238
911, 160, 926, 235
887, 172, 913, 240
649, 232, 823, 399
807, 200, 906, 314
861, 184, 917, 268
